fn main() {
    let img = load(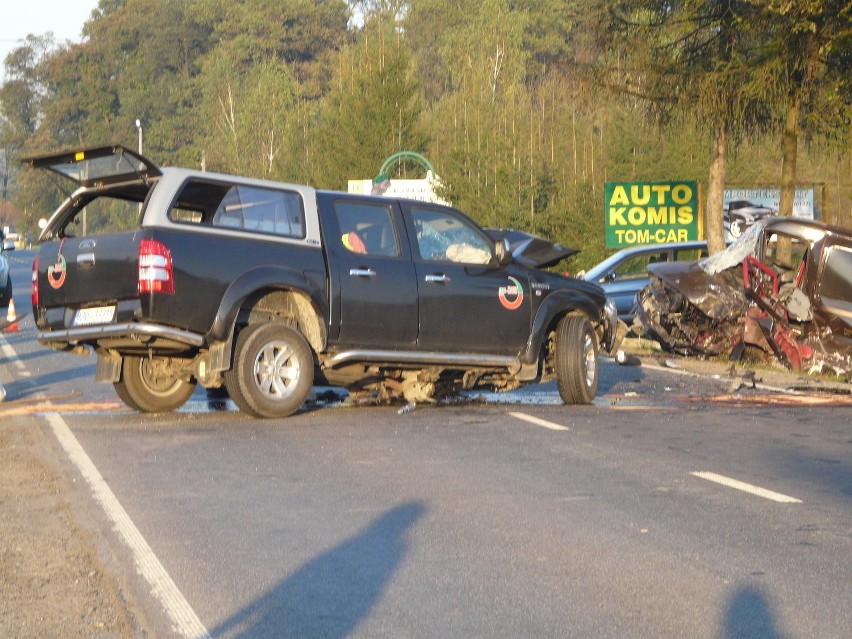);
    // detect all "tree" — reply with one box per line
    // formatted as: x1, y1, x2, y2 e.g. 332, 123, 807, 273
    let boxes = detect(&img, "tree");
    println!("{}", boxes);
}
594, 0, 776, 253
198, 56, 297, 177
302, 19, 427, 189
188, 0, 350, 97
756, 0, 852, 225
0, 35, 68, 230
